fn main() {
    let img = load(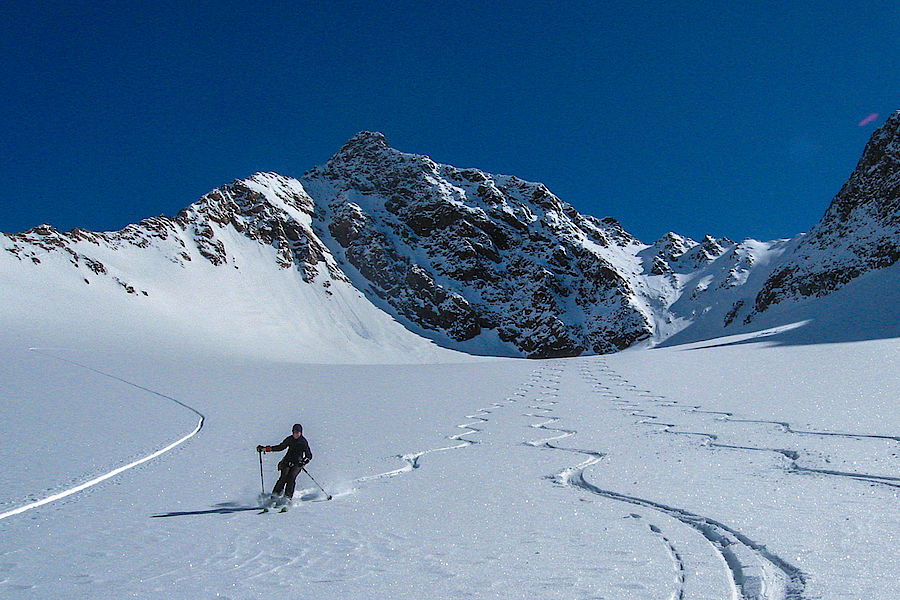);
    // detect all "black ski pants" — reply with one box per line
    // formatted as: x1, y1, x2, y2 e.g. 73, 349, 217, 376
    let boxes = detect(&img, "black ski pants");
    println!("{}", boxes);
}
273, 463, 302, 498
